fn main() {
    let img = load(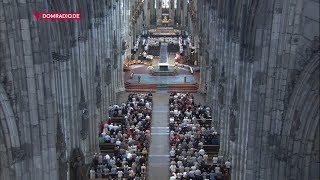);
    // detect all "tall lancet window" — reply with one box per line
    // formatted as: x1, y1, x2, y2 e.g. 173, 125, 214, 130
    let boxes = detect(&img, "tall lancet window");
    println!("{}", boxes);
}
174, 0, 177, 9
162, 0, 170, 8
